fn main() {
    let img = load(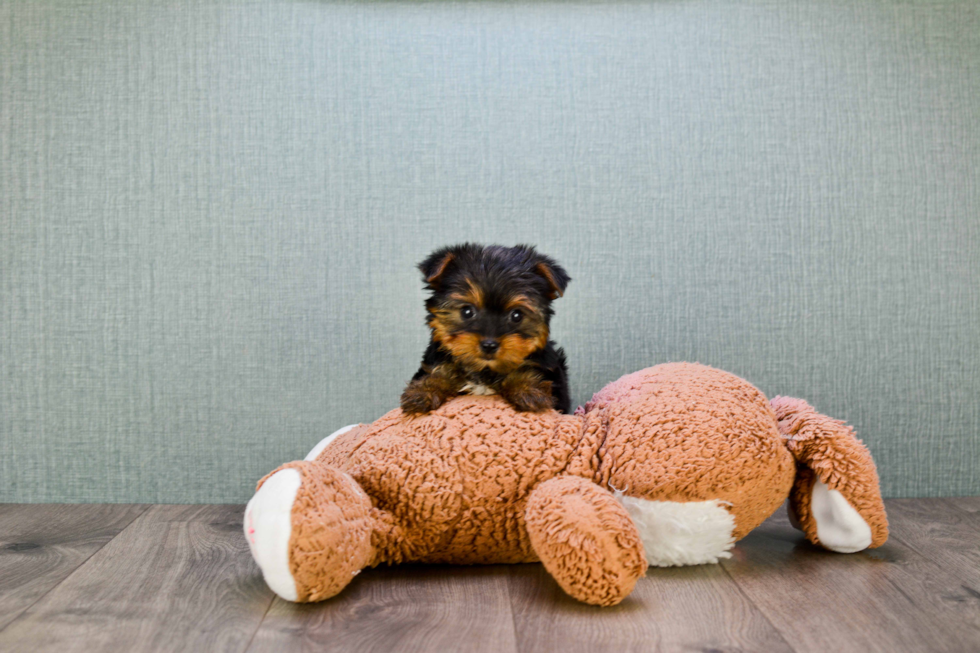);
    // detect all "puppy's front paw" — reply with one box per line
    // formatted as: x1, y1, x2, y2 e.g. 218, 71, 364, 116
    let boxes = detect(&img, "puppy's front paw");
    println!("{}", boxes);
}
509, 391, 554, 412
400, 383, 446, 415
505, 382, 555, 413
